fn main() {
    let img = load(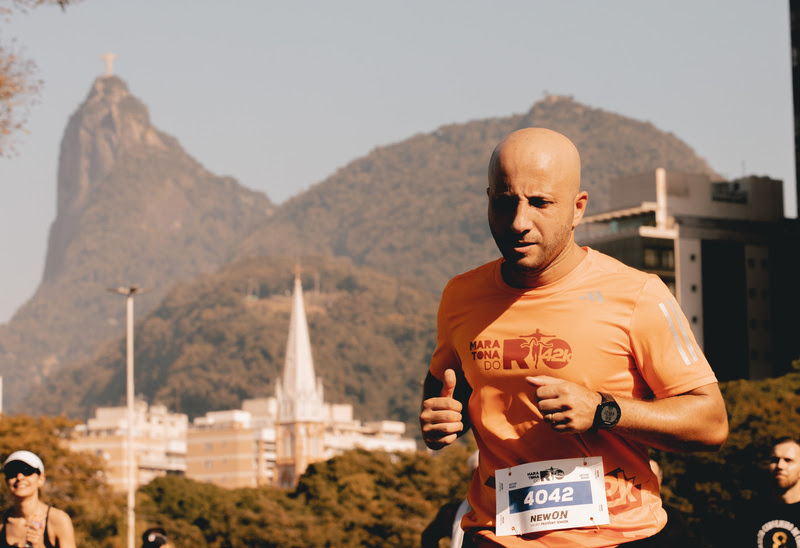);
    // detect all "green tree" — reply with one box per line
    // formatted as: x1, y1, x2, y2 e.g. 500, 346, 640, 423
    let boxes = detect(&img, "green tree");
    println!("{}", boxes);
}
137, 445, 476, 547
0, 0, 78, 155
138, 475, 308, 548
